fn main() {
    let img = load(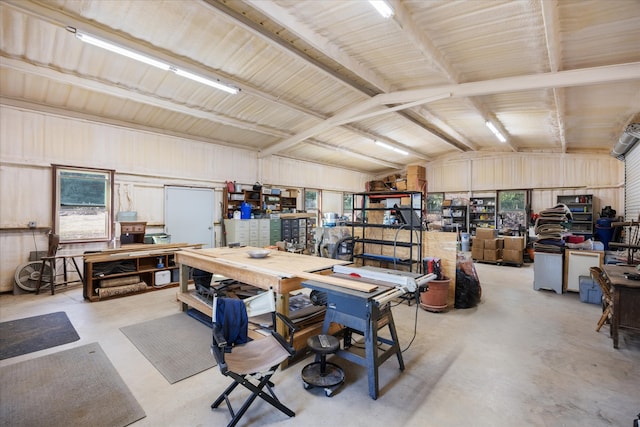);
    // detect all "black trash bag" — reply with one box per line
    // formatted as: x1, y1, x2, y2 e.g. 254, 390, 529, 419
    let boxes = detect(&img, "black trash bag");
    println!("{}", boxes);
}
455, 259, 482, 309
